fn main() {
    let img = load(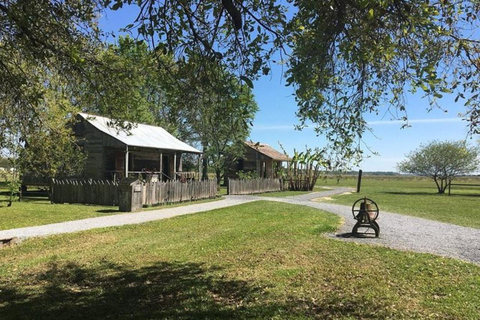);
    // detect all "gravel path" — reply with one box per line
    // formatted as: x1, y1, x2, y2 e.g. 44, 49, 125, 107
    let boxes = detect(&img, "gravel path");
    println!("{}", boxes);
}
247, 190, 480, 265
1, 187, 478, 265
0, 197, 257, 240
